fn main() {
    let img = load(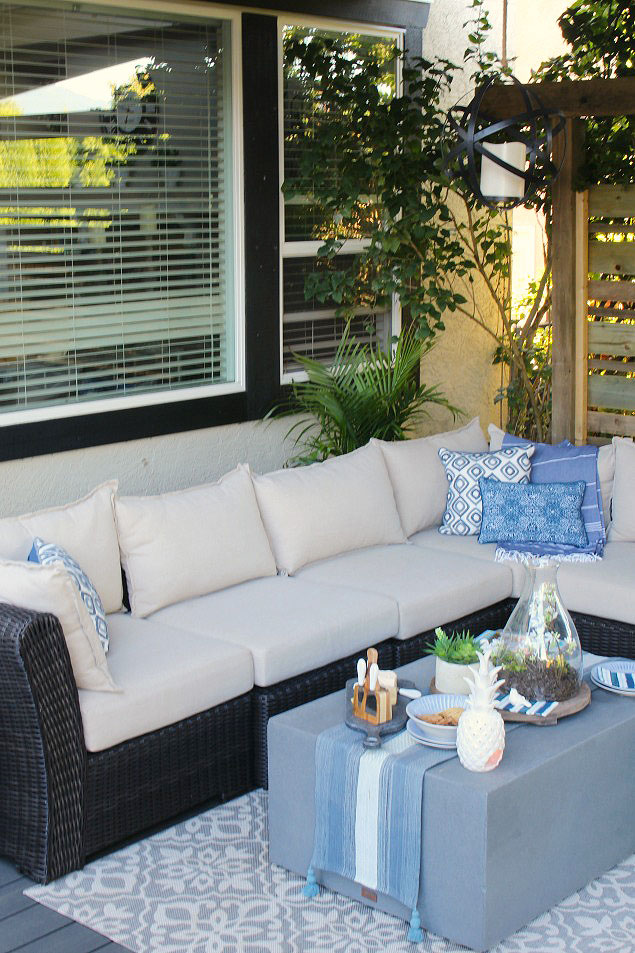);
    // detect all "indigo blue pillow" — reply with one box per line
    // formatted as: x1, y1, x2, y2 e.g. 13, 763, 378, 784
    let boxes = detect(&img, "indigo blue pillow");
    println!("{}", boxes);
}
501, 434, 605, 556
29, 538, 109, 652
478, 478, 588, 547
